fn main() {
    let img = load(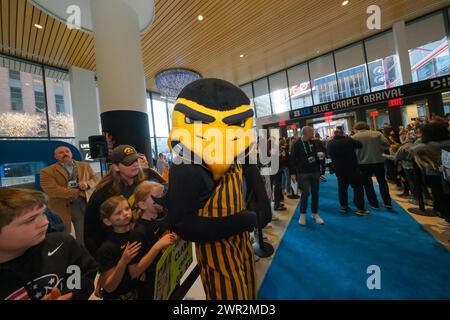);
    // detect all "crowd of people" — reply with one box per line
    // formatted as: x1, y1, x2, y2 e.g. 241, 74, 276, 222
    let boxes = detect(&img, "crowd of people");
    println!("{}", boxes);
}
264, 114, 450, 226
1, 113, 449, 300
